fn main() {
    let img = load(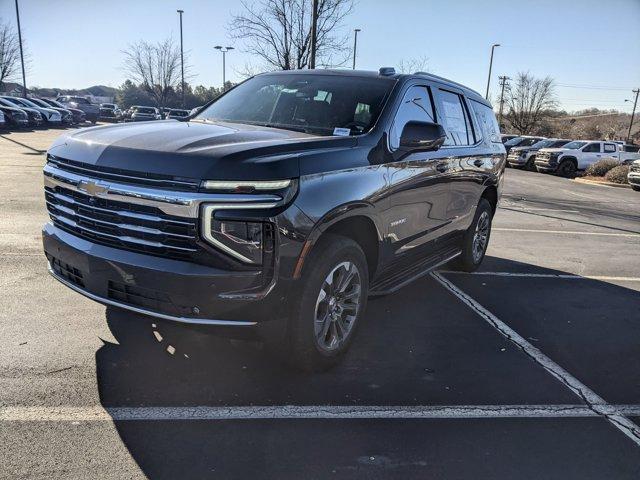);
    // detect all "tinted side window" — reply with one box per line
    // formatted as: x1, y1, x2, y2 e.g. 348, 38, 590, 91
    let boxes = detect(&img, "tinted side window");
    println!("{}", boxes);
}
389, 86, 435, 150
583, 143, 601, 153
436, 90, 472, 146
471, 100, 501, 143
